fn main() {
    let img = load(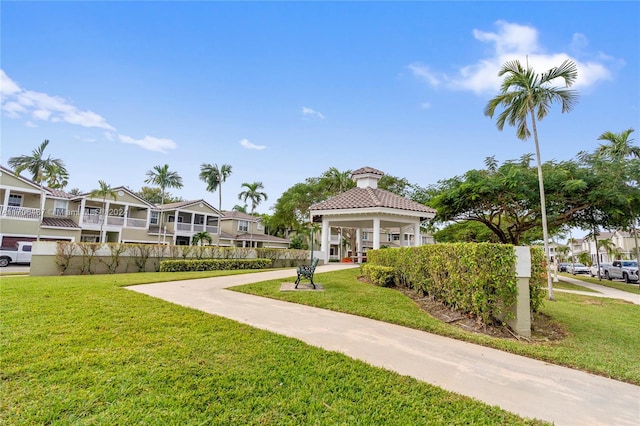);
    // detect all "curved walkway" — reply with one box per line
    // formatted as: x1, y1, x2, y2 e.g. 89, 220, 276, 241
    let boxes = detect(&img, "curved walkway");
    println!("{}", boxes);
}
128, 265, 640, 426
